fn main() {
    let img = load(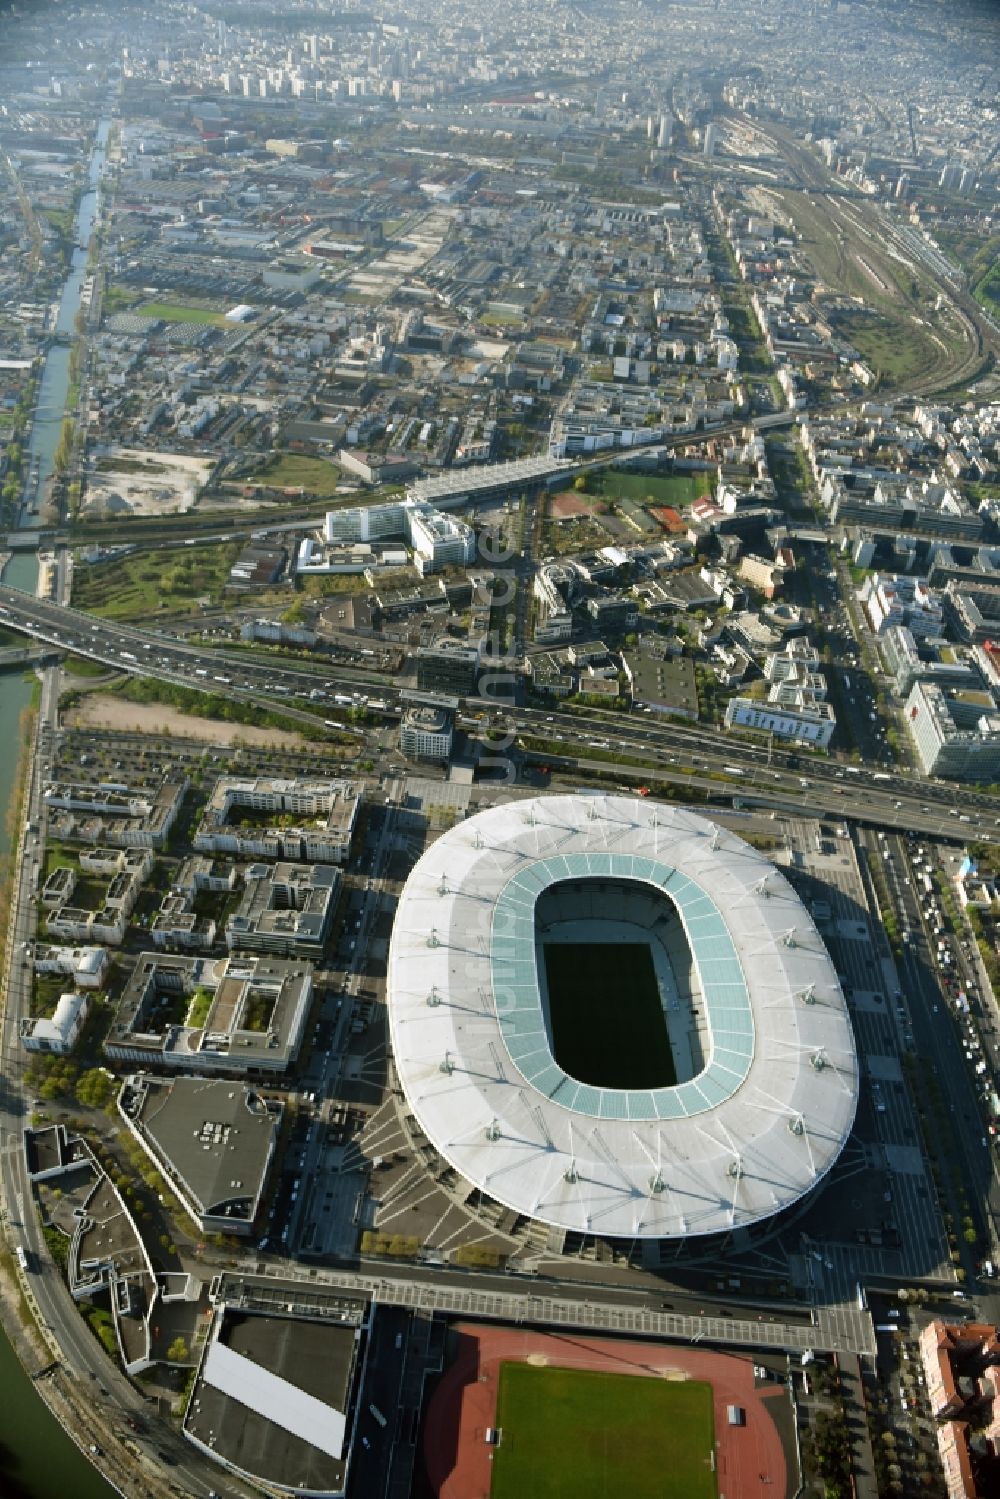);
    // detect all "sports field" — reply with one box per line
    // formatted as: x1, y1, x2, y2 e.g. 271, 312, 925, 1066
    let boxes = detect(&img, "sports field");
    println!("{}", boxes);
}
490, 1363, 717, 1499
136, 300, 229, 326
543, 941, 676, 1087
